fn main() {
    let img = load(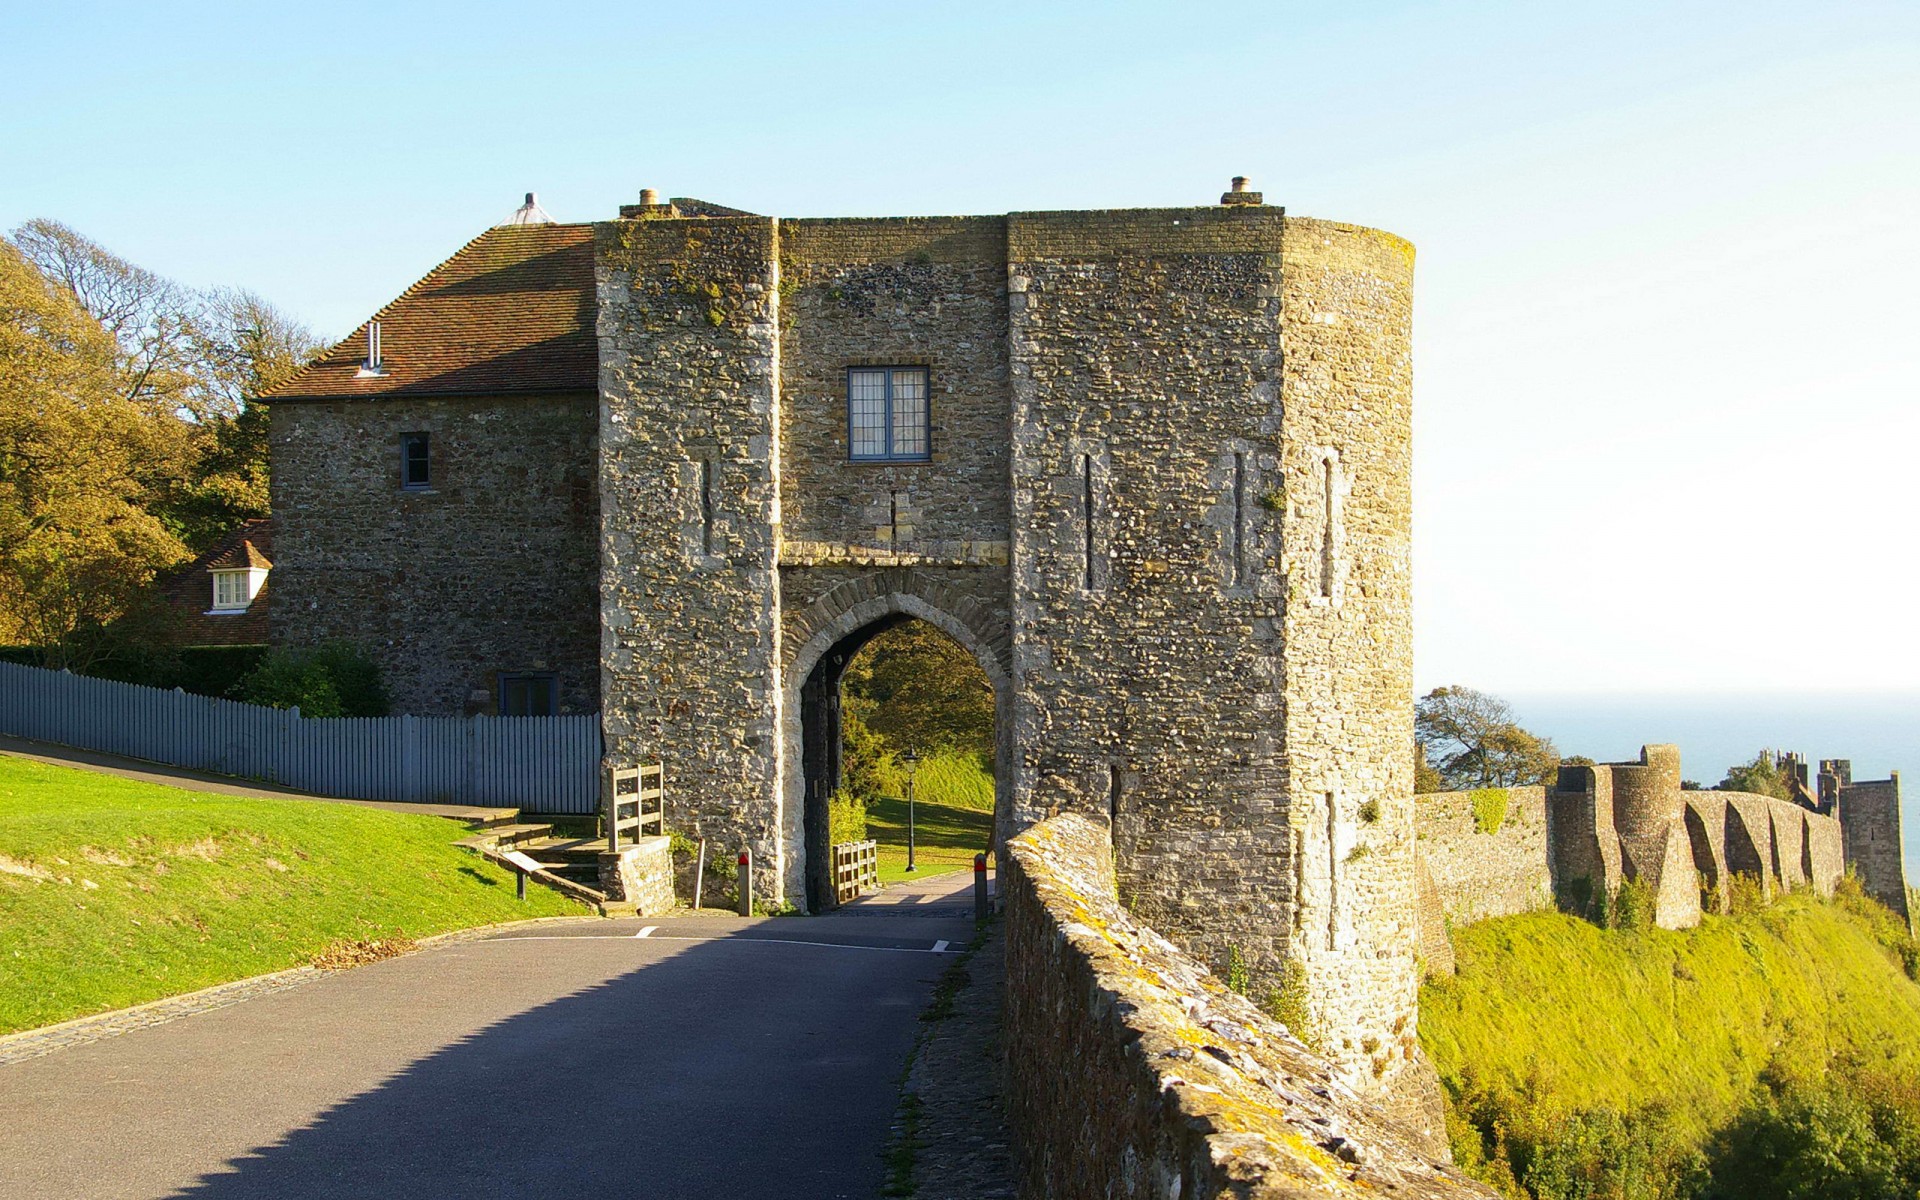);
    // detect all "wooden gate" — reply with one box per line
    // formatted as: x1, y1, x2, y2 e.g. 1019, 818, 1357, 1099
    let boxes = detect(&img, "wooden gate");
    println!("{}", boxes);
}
832, 839, 879, 903
605, 761, 665, 852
